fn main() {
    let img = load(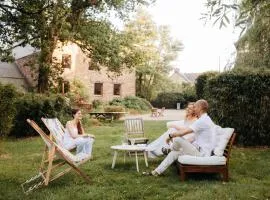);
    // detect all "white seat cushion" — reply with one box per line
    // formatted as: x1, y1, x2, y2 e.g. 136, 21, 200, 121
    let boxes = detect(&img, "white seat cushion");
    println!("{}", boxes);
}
178, 155, 227, 165
213, 126, 234, 156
